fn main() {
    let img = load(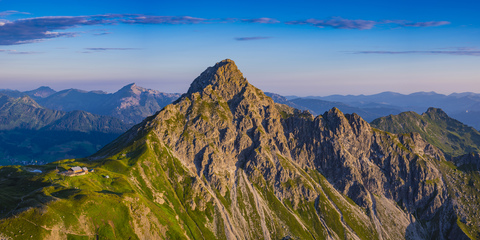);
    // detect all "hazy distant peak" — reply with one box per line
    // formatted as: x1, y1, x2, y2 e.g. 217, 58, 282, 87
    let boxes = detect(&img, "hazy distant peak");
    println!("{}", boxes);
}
117, 83, 148, 95
8, 94, 34, 104
373, 91, 404, 97
264, 92, 288, 102
16, 95, 42, 108
24, 86, 56, 98
35, 86, 55, 91
62, 88, 87, 94
449, 92, 478, 98
409, 91, 442, 96
90, 90, 108, 94
123, 83, 137, 89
